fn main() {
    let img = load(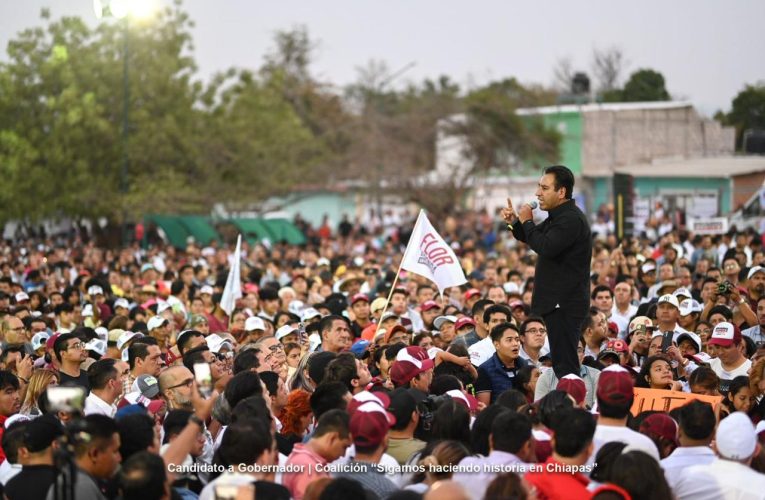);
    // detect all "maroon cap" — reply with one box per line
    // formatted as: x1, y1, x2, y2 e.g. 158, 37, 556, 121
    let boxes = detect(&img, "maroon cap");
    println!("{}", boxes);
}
454, 317, 476, 331
605, 339, 629, 353
557, 374, 587, 405
464, 288, 481, 300
350, 401, 394, 448
708, 322, 741, 348
509, 300, 525, 310
446, 389, 479, 413
596, 366, 634, 405
420, 300, 441, 312
348, 390, 391, 414
390, 358, 433, 387
351, 293, 370, 306
639, 413, 678, 445
396, 346, 431, 363
607, 321, 619, 336
46, 332, 61, 351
